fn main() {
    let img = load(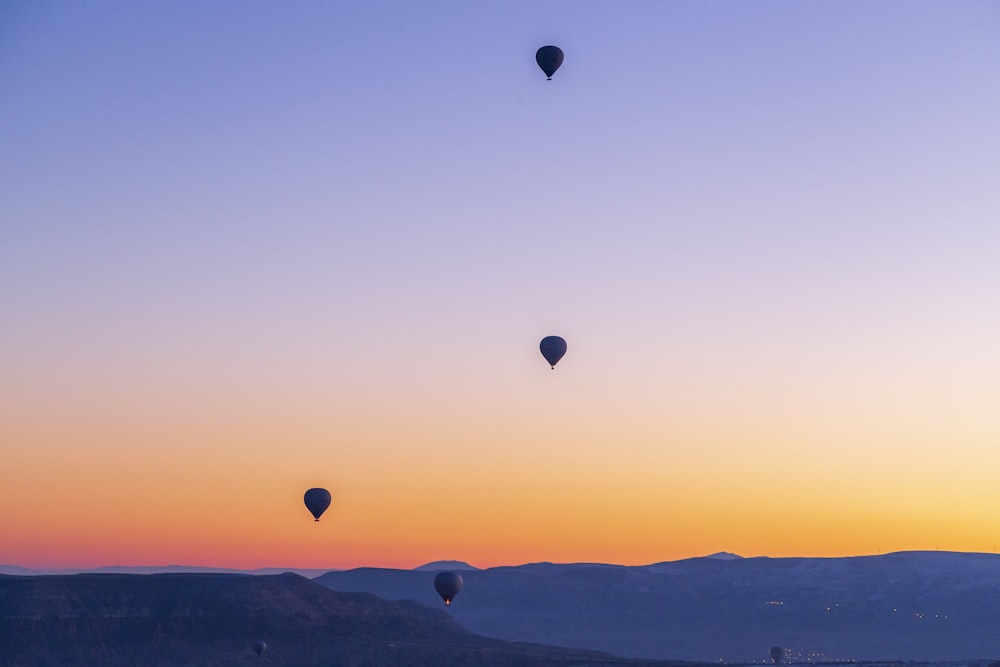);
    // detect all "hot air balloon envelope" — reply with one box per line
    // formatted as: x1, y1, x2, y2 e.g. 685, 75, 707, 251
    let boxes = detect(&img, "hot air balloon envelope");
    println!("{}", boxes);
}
254, 640, 267, 656
304, 488, 332, 521
535, 46, 564, 79
539, 335, 567, 368
434, 571, 463, 606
